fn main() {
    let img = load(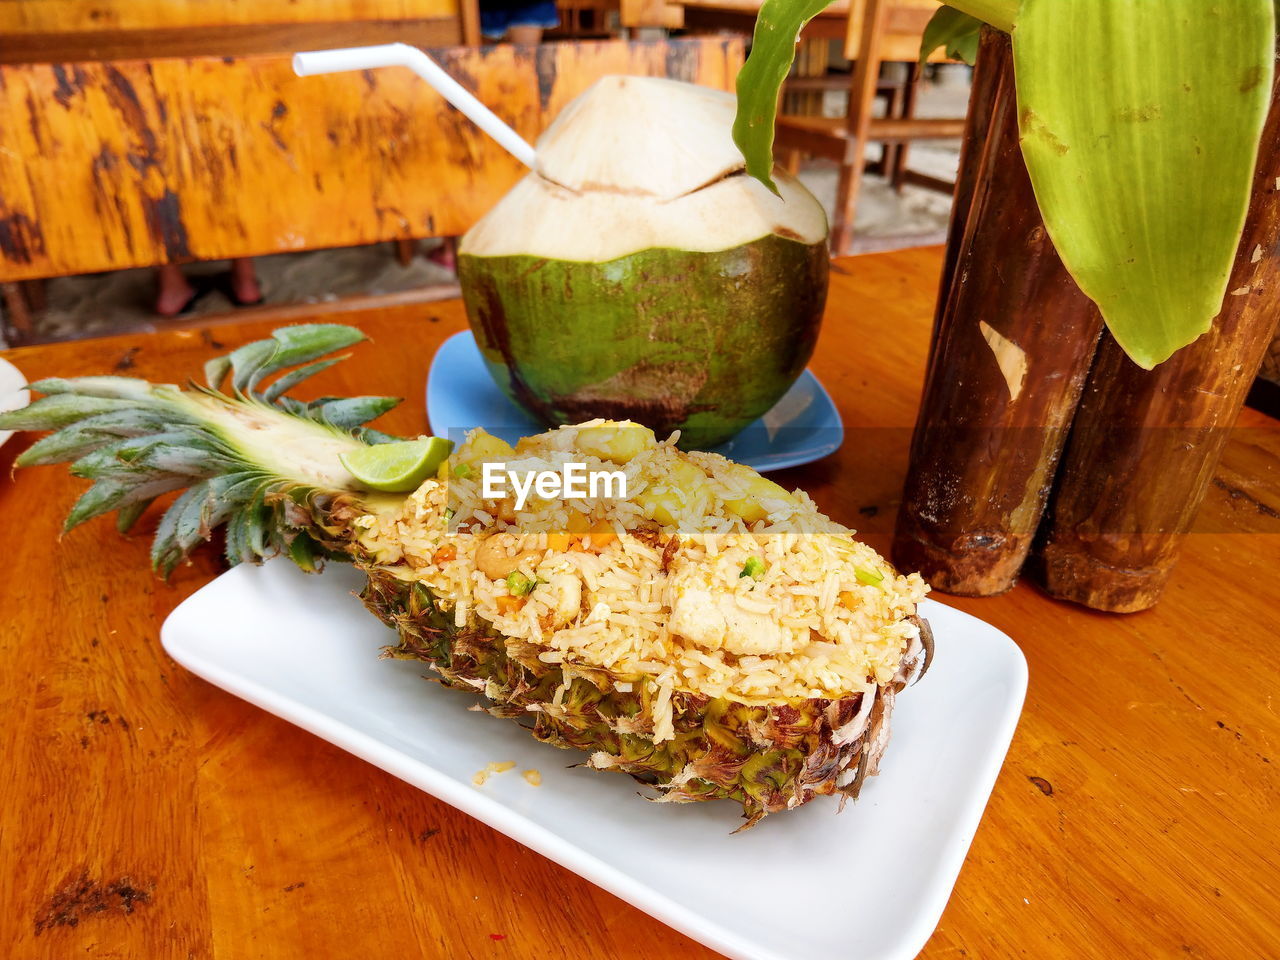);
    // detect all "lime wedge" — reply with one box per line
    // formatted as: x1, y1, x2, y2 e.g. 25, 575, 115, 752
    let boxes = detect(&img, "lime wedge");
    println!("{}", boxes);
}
341, 437, 454, 492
